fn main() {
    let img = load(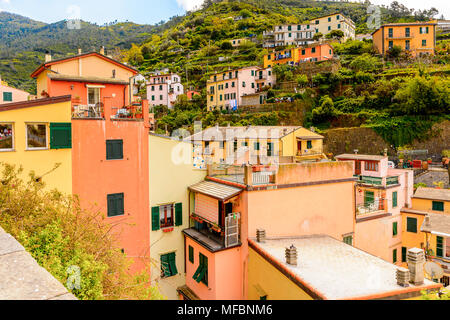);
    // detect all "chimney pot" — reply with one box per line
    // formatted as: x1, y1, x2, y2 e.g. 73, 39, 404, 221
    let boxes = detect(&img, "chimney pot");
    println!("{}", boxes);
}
45, 54, 52, 63
100, 46, 105, 55
396, 267, 410, 287
424, 216, 431, 227
407, 248, 425, 285
256, 229, 266, 243
384, 148, 388, 157
354, 149, 359, 154
78, 48, 82, 55
285, 245, 298, 266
